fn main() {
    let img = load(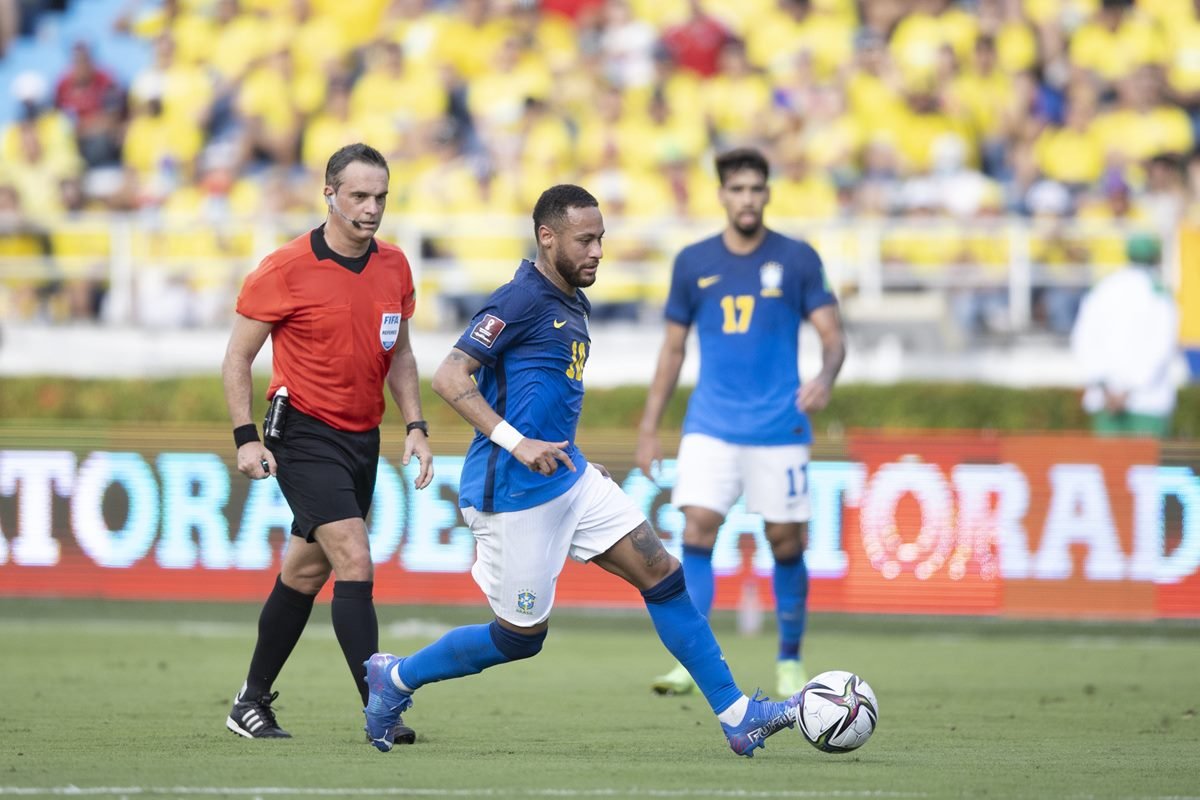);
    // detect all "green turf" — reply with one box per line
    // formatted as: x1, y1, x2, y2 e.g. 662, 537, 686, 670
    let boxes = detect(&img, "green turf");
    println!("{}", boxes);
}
1, 600, 1197, 799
